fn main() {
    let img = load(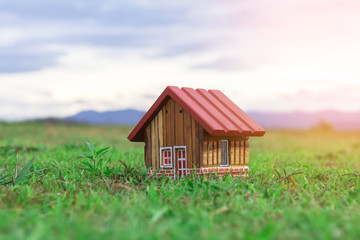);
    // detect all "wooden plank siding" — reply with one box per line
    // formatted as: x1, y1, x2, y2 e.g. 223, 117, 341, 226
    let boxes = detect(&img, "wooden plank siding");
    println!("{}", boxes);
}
197, 123, 202, 168
194, 120, 201, 168
174, 102, 184, 146
213, 141, 217, 165
208, 141, 213, 166
183, 112, 192, 168
230, 141, 235, 165
191, 118, 198, 168
235, 141, 240, 165
240, 141, 245, 165
167, 98, 175, 147
151, 118, 156, 168
201, 134, 250, 167
162, 105, 168, 147
202, 141, 208, 167
144, 125, 152, 168
245, 140, 249, 165
217, 142, 221, 167
145, 98, 203, 170
158, 109, 164, 149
